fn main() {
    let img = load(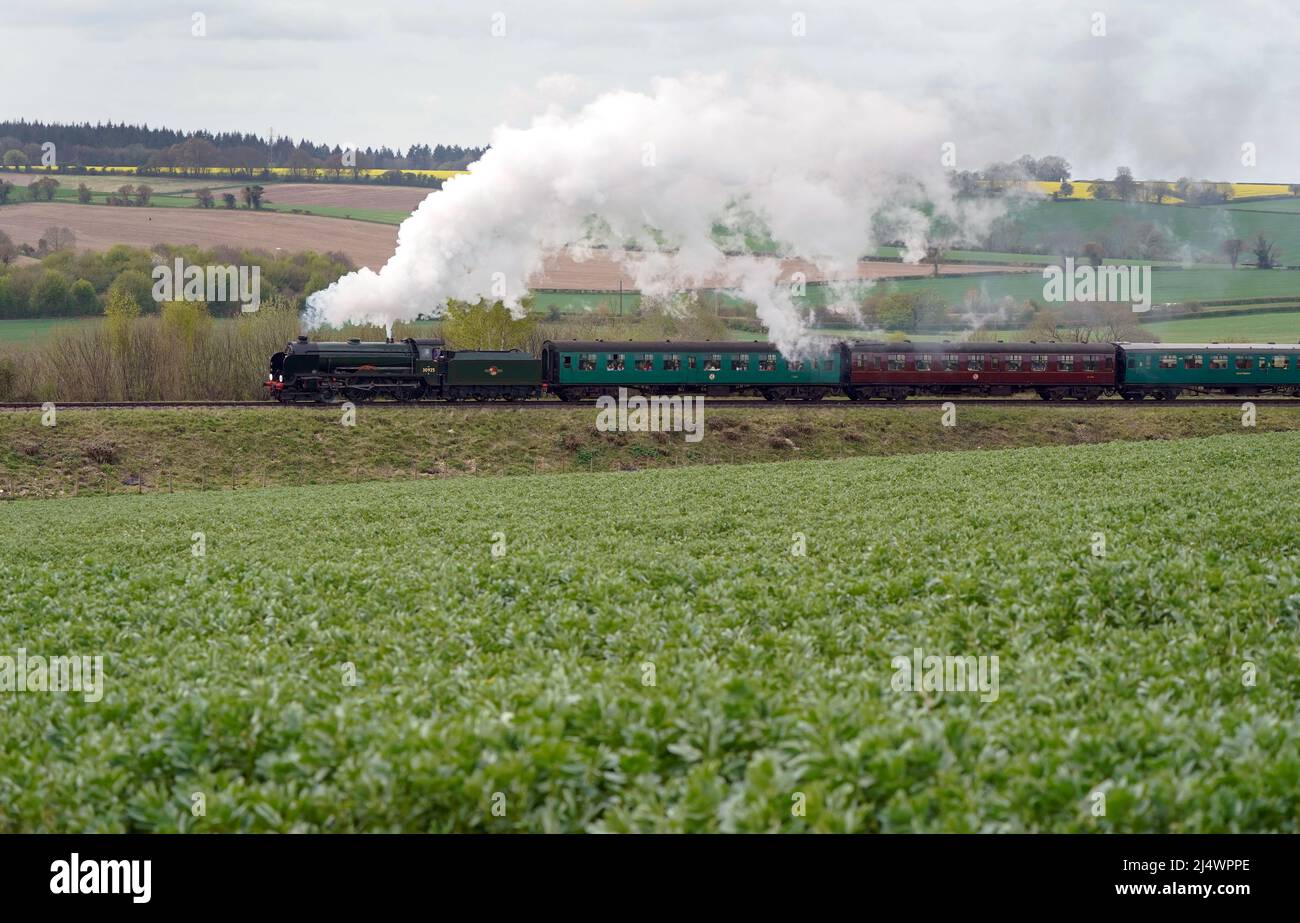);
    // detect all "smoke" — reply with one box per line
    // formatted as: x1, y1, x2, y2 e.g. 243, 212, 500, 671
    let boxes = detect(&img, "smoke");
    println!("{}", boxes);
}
305, 73, 1005, 354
